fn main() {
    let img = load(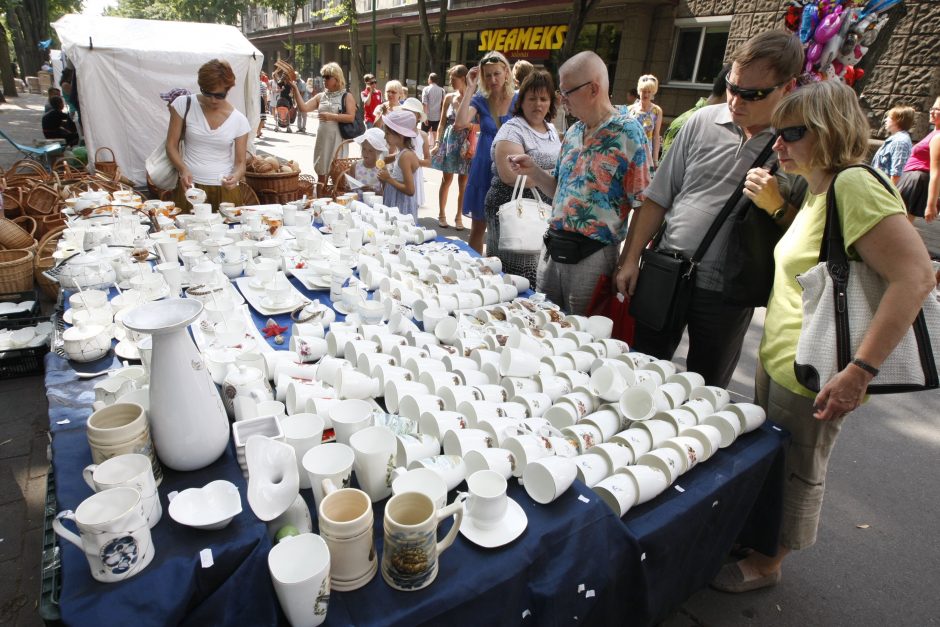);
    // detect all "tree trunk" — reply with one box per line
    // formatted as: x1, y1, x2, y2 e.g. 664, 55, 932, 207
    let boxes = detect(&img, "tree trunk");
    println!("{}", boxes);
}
0, 21, 18, 97
10, 0, 50, 78
560, 0, 599, 61
417, 0, 449, 78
